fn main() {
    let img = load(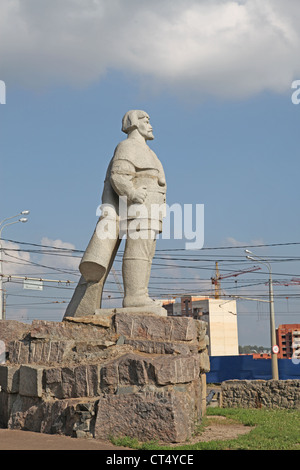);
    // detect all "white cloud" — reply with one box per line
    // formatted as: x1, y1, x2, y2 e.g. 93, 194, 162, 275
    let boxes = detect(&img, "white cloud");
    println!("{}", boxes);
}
225, 237, 265, 247
1, 237, 80, 282
1, 240, 32, 276
40, 237, 80, 273
1, 0, 299, 98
